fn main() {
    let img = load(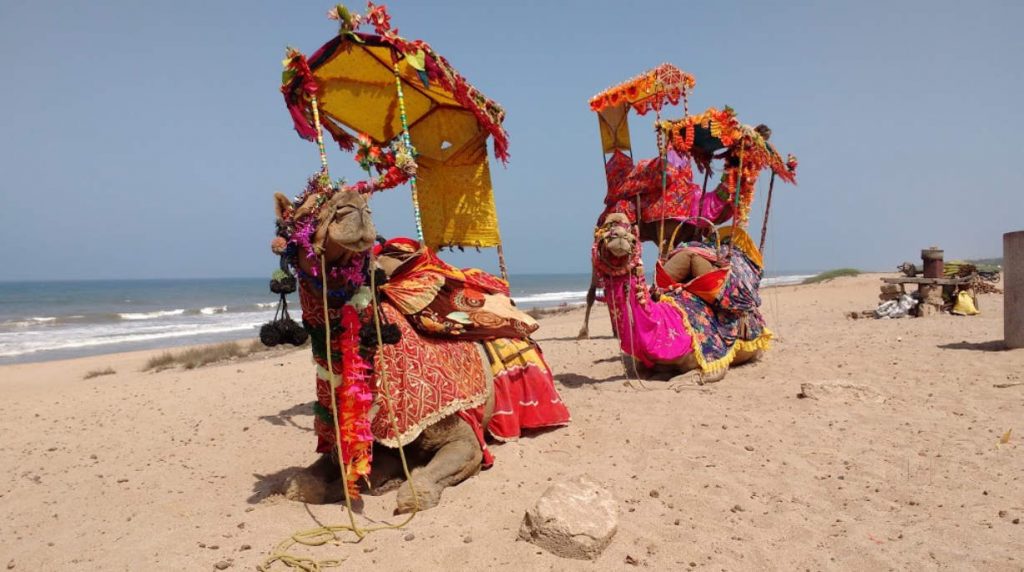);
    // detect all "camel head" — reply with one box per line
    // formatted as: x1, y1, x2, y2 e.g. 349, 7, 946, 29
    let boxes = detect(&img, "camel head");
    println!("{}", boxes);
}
274, 183, 377, 274
592, 212, 640, 275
